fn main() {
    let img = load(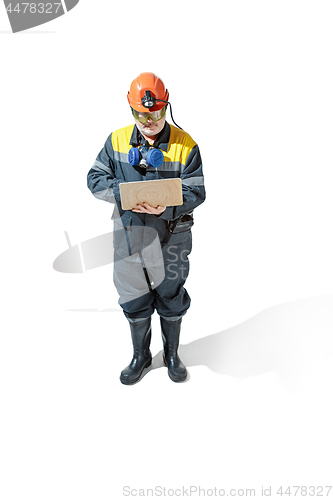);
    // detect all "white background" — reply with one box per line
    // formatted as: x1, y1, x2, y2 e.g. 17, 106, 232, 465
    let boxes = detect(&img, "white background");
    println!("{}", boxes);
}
1, 1, 333, 499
